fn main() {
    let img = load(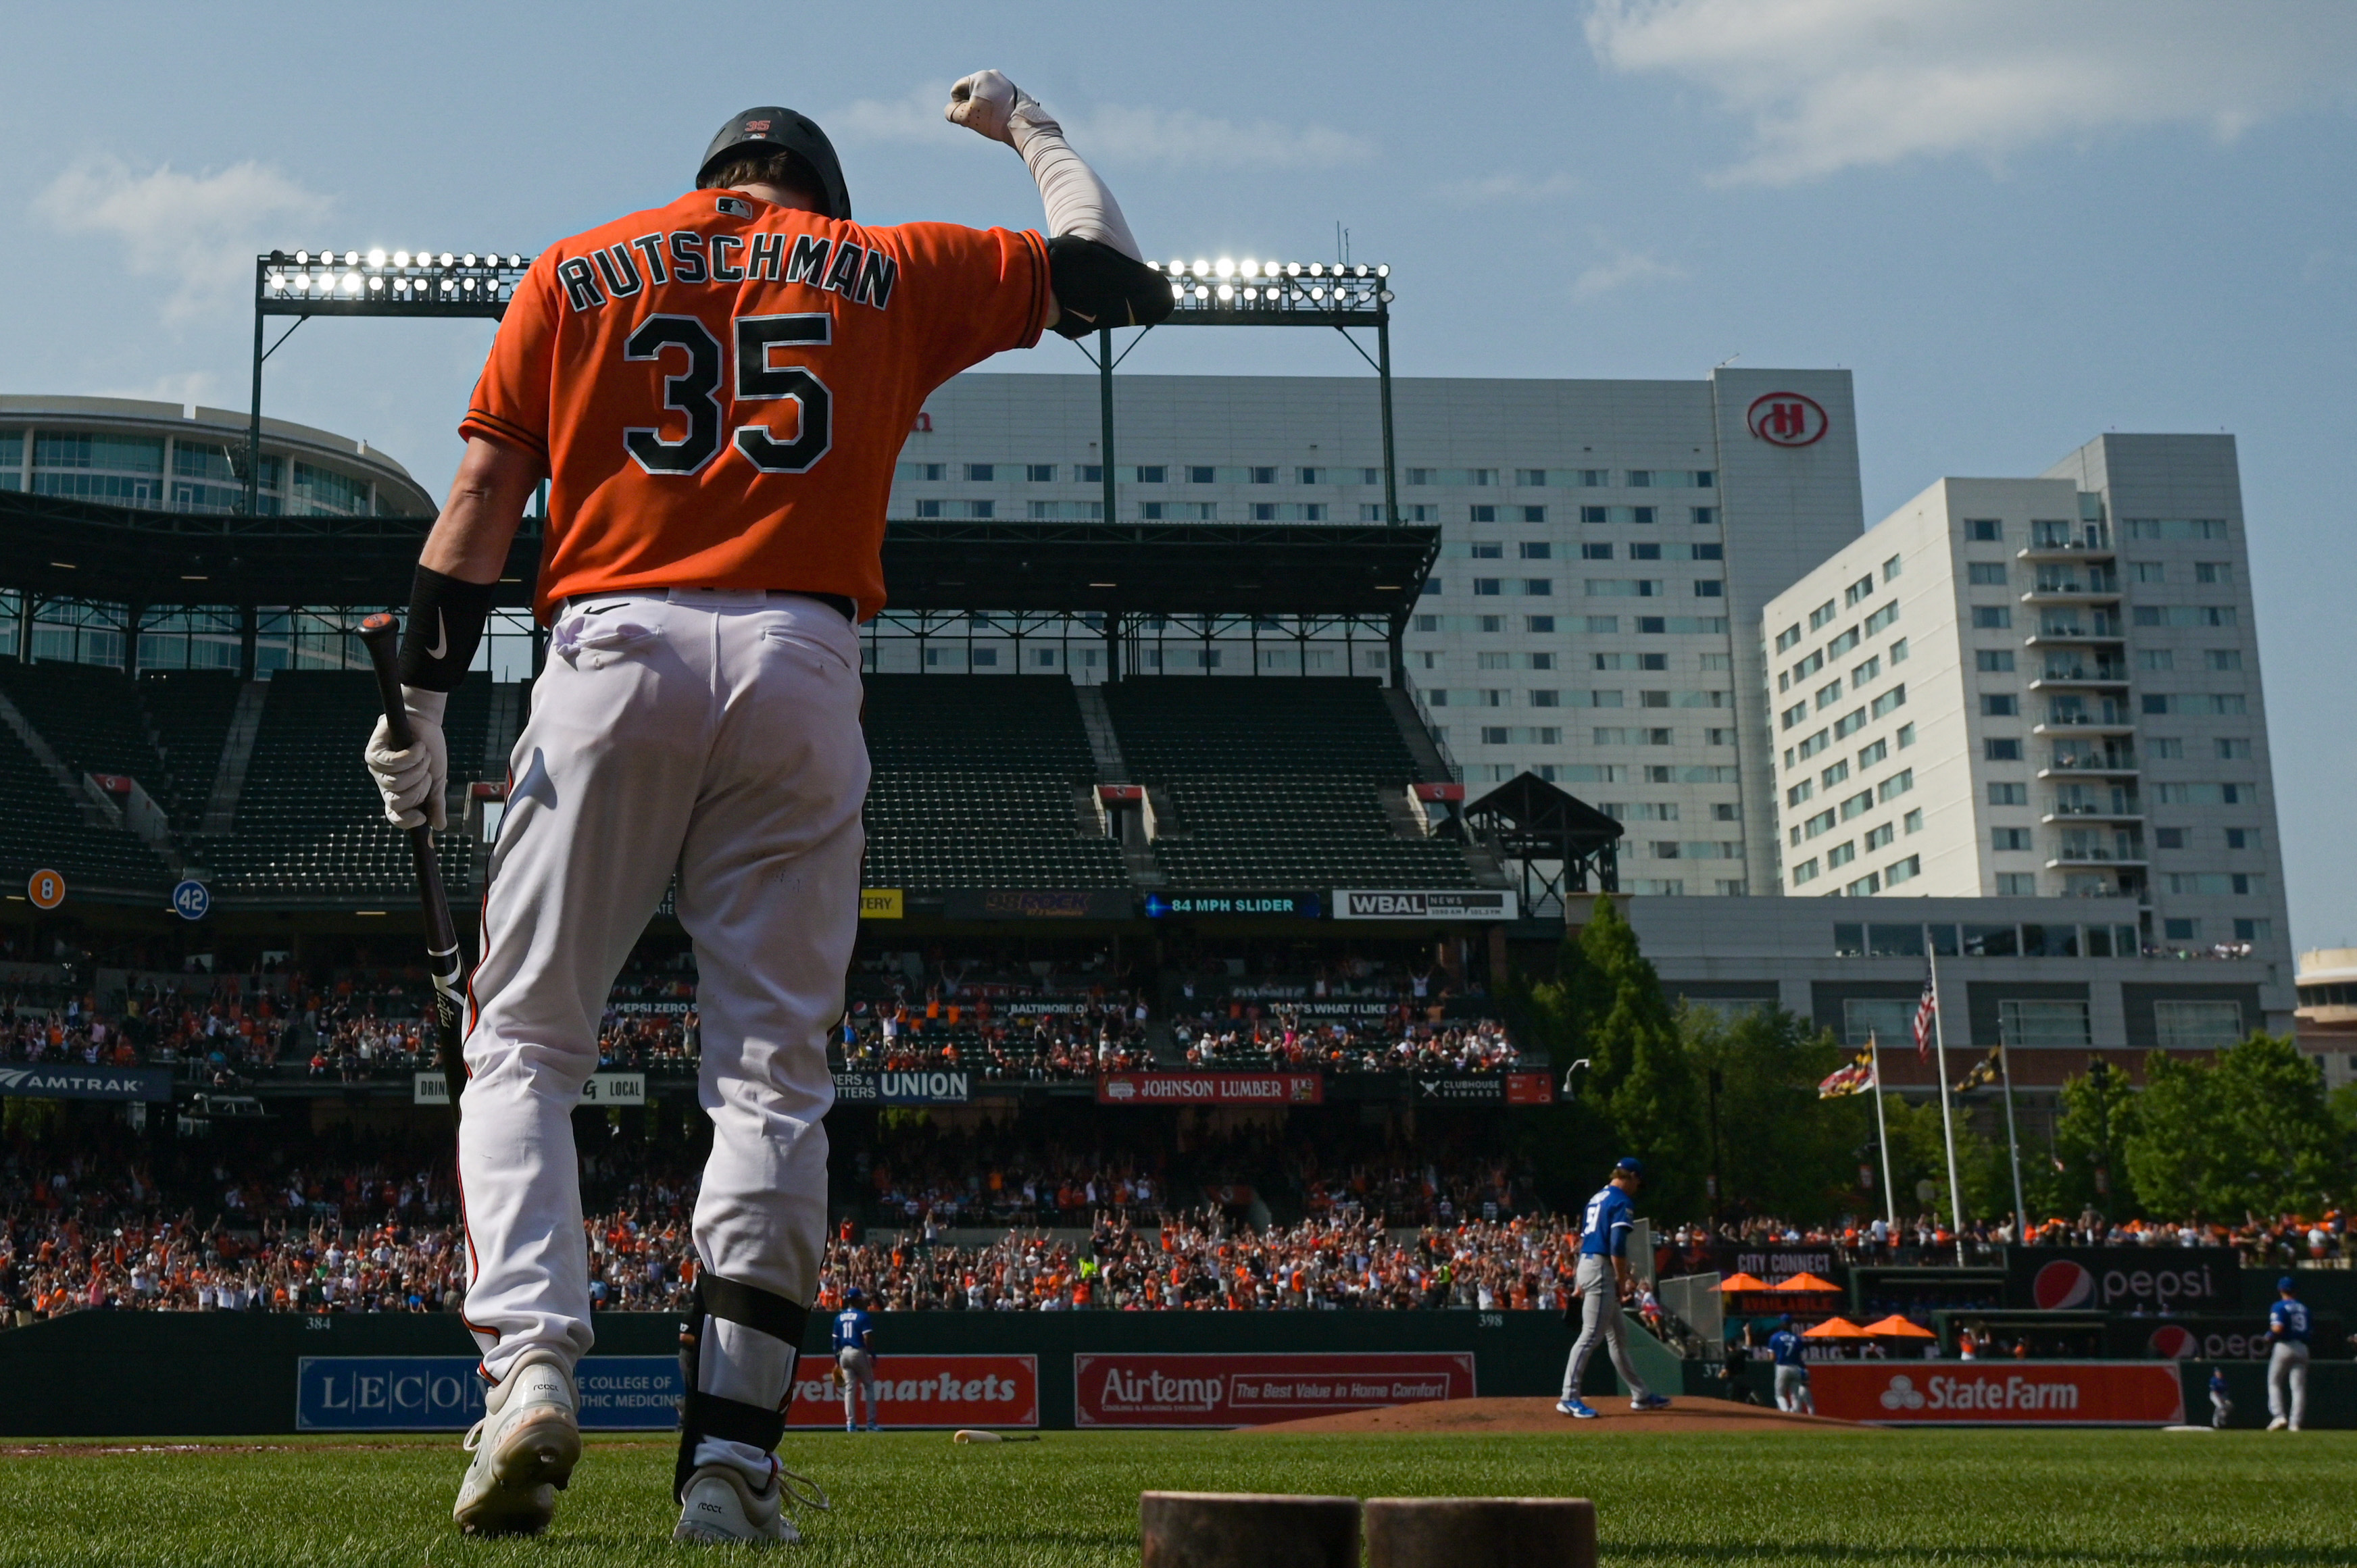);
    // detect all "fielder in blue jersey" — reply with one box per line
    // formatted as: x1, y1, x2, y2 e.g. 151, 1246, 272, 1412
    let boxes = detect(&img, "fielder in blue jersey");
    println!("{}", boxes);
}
833, 1288, 878, 1433
1768, 1315, 1814, 1414
1556, 1157, 1671, 1419
2266, 1275, 2309, 1432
